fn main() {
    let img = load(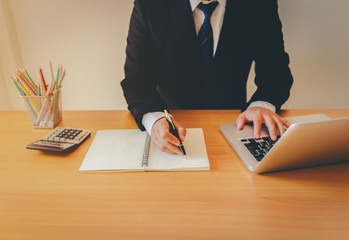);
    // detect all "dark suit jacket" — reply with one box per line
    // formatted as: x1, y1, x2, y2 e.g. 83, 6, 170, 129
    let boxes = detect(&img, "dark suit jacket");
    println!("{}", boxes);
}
121, 0, 293, 130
